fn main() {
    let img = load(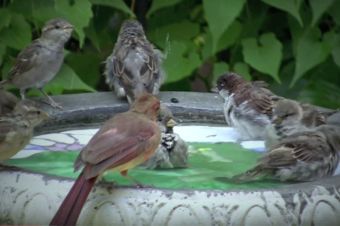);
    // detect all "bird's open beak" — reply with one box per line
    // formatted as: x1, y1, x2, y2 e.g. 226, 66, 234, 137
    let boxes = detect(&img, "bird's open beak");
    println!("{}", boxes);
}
166, 118, 177, 128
